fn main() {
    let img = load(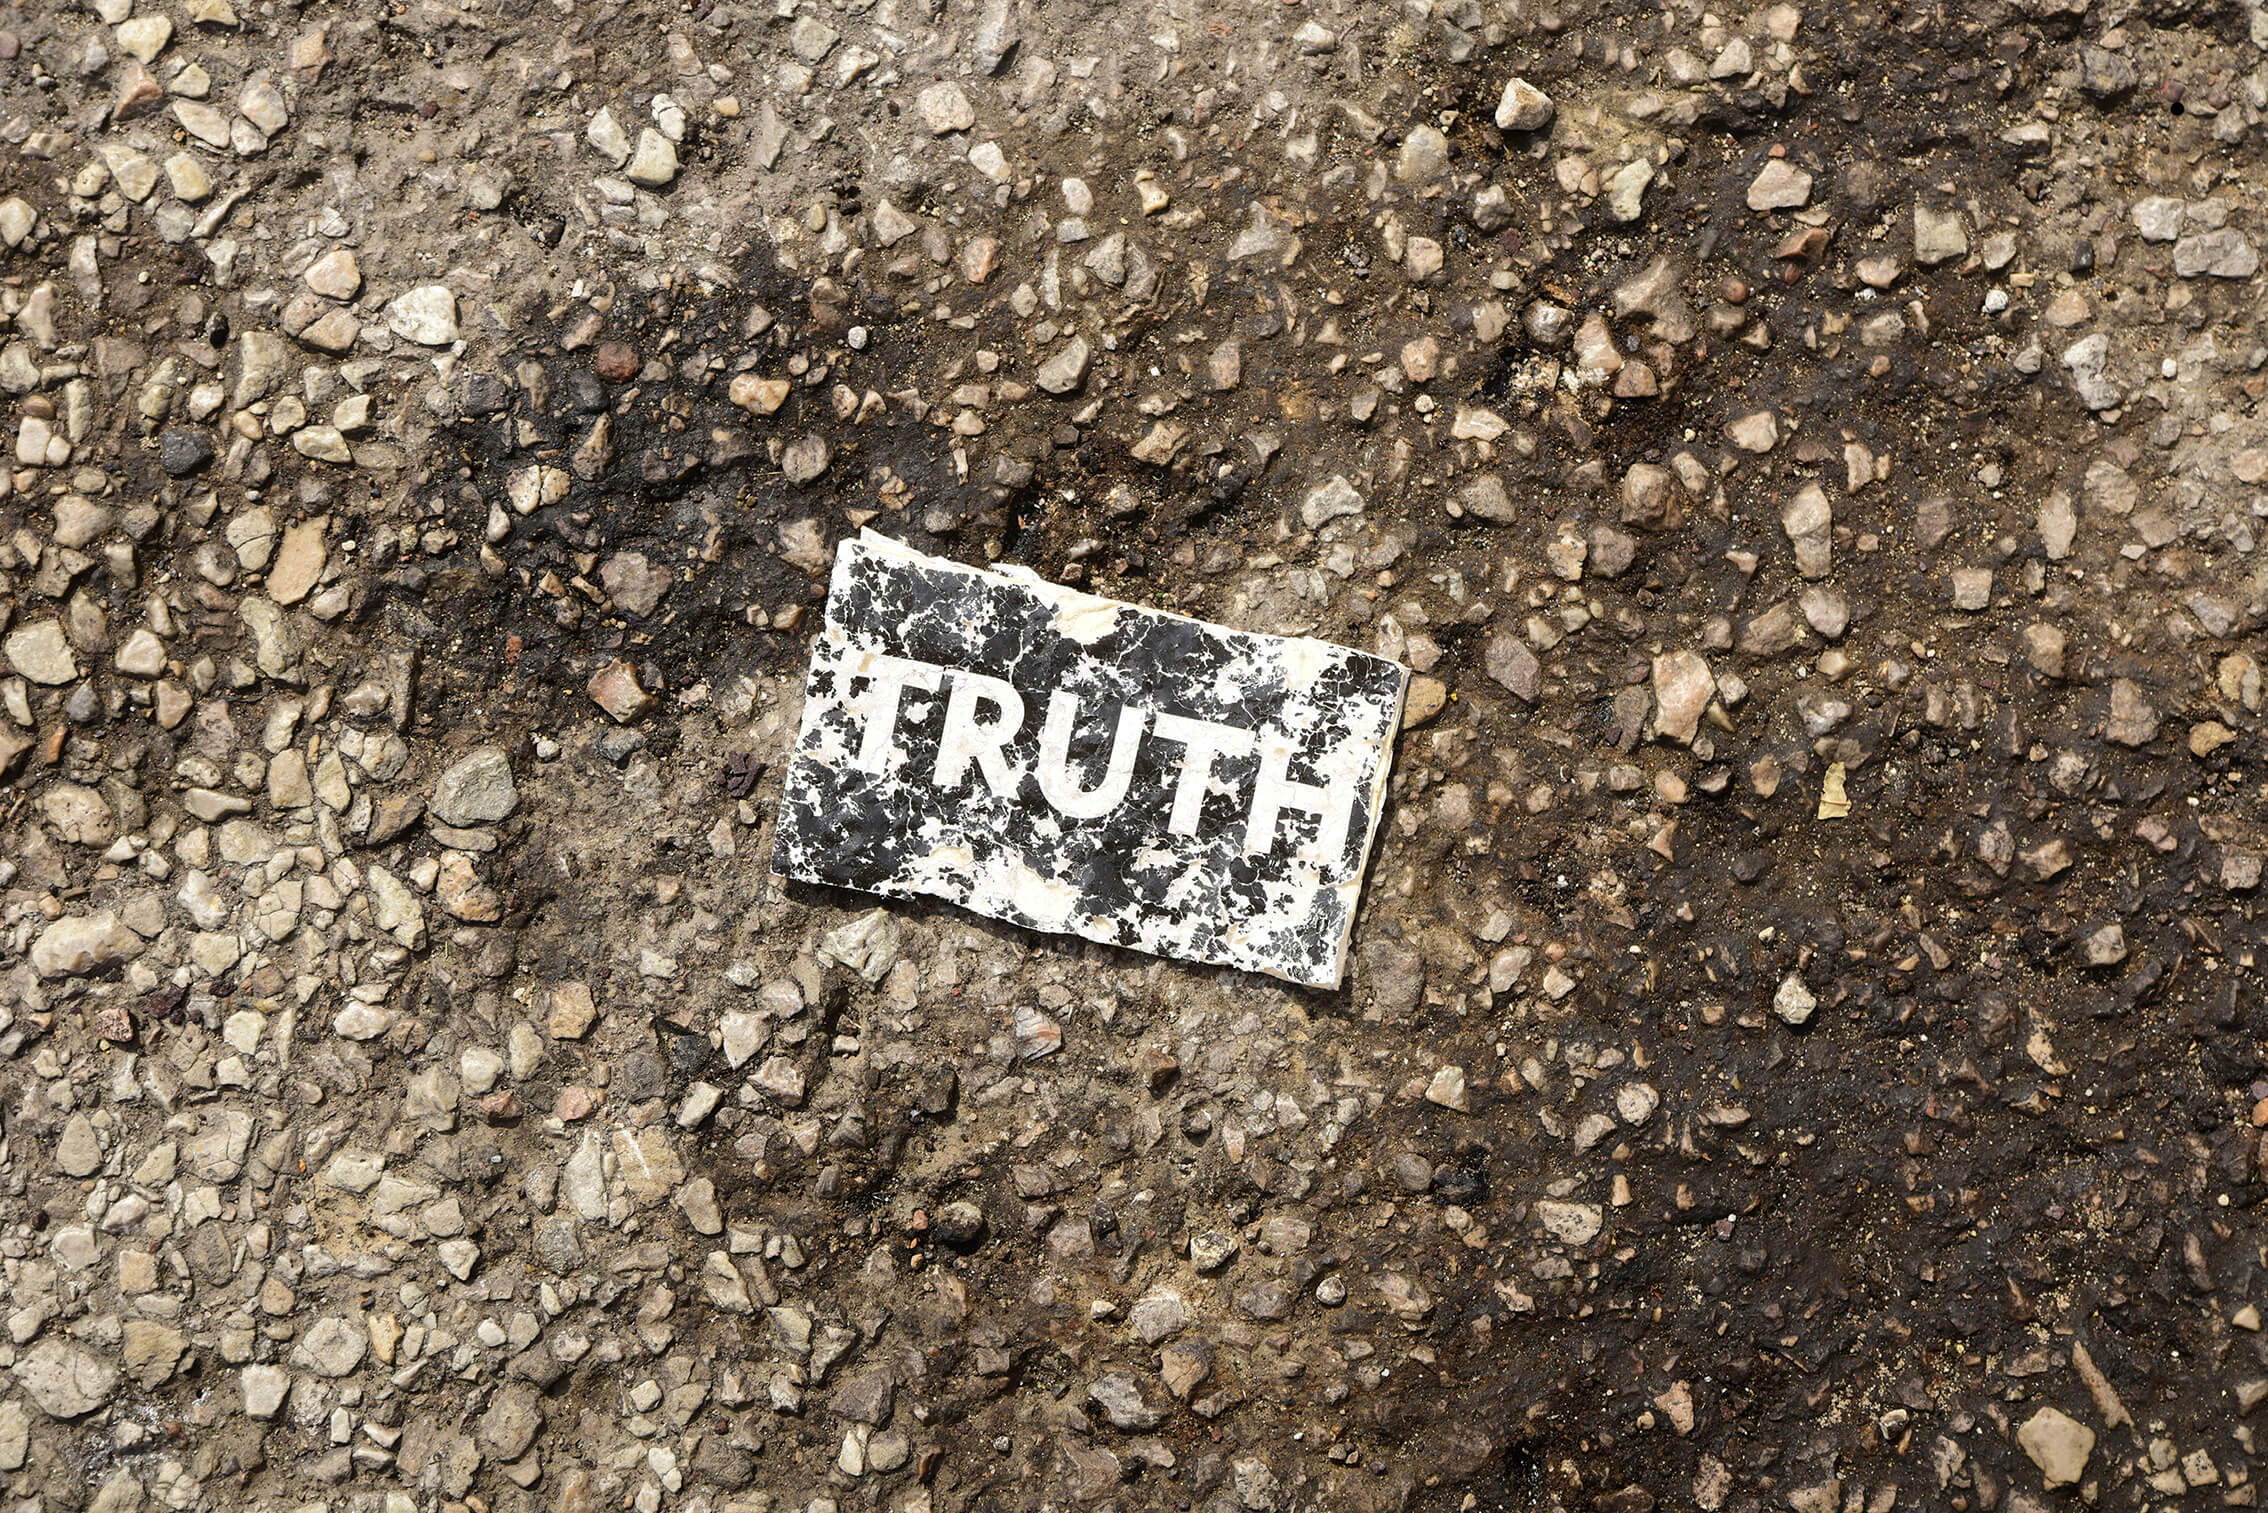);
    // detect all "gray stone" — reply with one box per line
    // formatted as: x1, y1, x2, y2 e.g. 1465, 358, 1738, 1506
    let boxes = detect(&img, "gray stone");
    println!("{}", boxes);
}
917, 82, 975, 134
479, 1382, 543, 1460
387, 285, 459, 346
241, 1365, 290, 1420
587, 107, 632, 165
1773, 974, 1817, 1025
1035, 338, 1091, 395
55, 1114, 102, 1177
1299, 475, 1364, 528
625, 128, 679, 188
1532, 1200, 1602, 1246
2131, 196, 2184, 242
1394, 124, 1449, 183
1088, 1373, 1164, 1431
431, 747, 517, 826
830, 1369, 894, 1426
1494, 77, 1553, 131
291, 1316, 368, 1378
2173, 228, 2258, 279
2017, 1407, 2094, 1487
31, 912, 137, 977
1914, 204, 1969, 265
1130, 1291, 1187, 1344
5, 619, 79, 684
782, 434, 831, 483
13, 1341, 119, 1418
